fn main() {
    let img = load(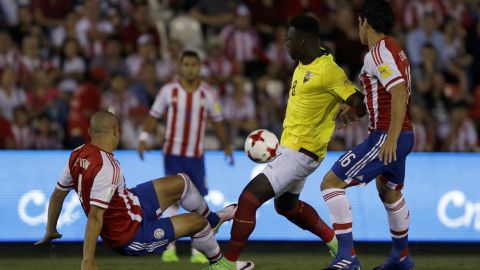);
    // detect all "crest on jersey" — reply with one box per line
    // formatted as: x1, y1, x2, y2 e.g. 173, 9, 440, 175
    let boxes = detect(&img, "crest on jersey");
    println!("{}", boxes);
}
303, 71, 313, 83
377, 63, 392, 79
154, 228, 165, 239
